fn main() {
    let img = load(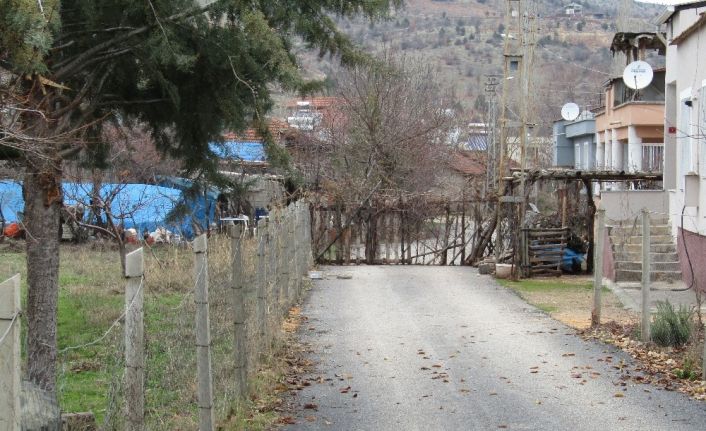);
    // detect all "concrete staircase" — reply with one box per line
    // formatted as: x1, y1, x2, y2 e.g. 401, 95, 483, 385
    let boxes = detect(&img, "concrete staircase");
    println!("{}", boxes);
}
608, 218, 682, 283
